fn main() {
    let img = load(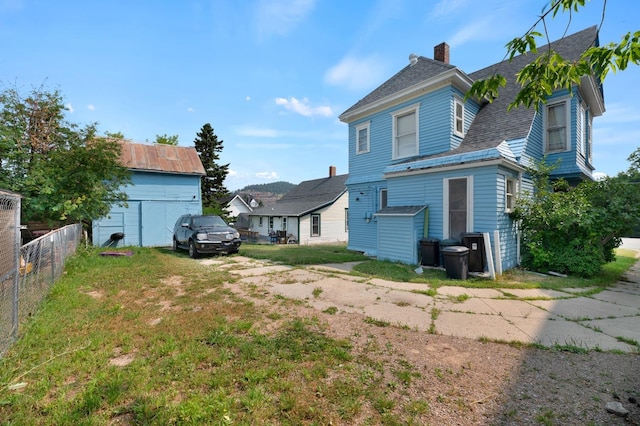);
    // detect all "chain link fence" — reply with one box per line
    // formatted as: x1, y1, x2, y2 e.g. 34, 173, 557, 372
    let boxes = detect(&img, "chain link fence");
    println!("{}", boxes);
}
0, 190, 82, 357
